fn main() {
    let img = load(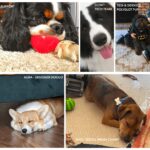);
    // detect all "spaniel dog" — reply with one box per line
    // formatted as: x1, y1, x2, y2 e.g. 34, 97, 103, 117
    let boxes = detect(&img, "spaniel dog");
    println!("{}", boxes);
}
117, 15, 150, 57
1, 3, 78, 52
